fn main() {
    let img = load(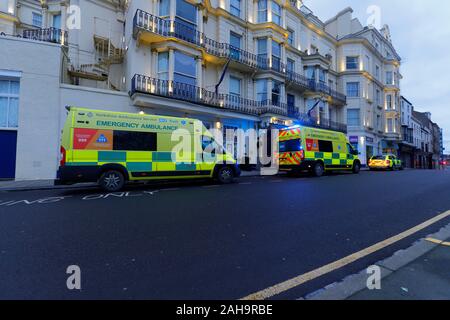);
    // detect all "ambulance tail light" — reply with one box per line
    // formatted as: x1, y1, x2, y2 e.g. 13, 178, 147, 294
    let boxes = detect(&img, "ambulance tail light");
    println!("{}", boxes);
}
385, 160, 390, 166
60, 146, 66, 167
299, 150, 305, 160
